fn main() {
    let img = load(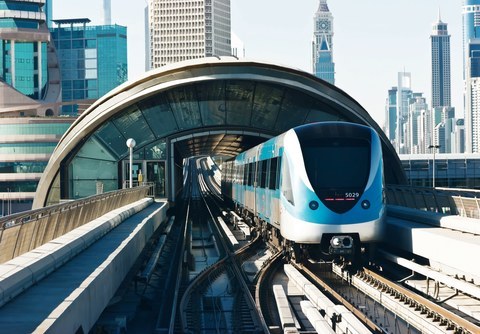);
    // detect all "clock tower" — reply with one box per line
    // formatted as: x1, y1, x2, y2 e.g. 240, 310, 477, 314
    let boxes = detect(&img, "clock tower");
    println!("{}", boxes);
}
313, 0, 335, 84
